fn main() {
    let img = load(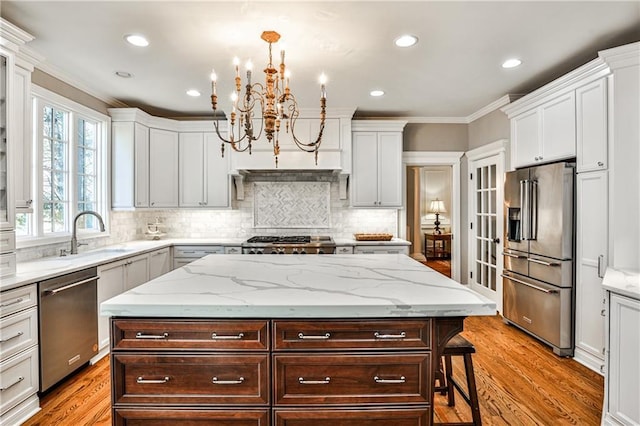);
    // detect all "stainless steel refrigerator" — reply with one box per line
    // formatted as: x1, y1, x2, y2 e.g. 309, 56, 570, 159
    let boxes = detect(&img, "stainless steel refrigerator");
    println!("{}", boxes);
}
503, 161, 575, 356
